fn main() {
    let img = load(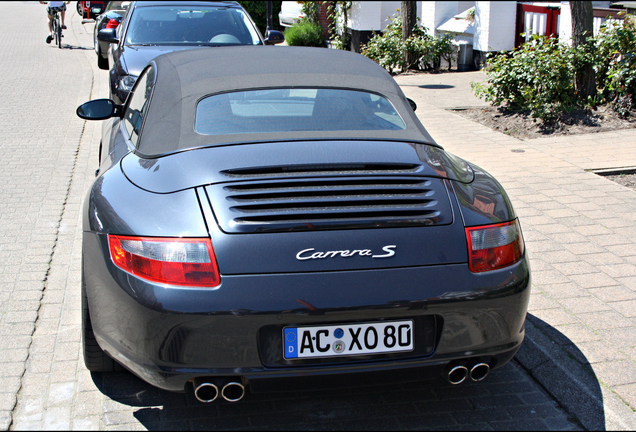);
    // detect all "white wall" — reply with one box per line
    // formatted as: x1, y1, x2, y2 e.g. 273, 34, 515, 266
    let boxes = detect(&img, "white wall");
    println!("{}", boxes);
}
380, 1, 403, 29
474, 1, 517, 51
348, 1, 383, 31
420, 1, 462, 36
559, 1, 573, 43
348, 1, 459, 33
348, 1, 405, 31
